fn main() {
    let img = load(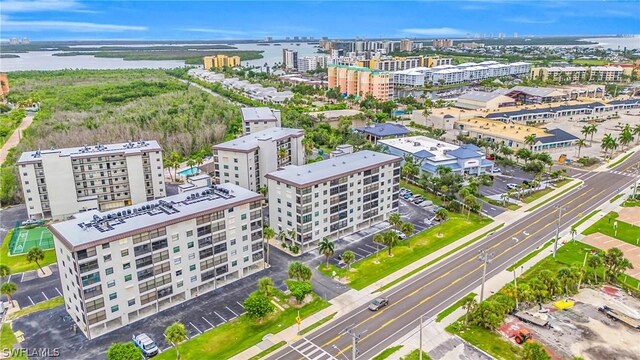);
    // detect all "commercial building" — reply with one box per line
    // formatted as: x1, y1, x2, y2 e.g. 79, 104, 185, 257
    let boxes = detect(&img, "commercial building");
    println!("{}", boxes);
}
379, 136, 494, 175
400, 39, 413, 52
240, 107, 282, 135
327, 65, 392, 100
18, 141, 165, 220
455, 91, 516, 110
392, 61, 531, 87
49, 183, 264, 339
497, 86, 568, 104
432, 39, 453, 48
203, 55, 241, 70
213, 127, 305, 192
282, 49, 299, 69
265, 150, 401, 252
355, 123, 410, 143
456, 118, 579, 152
